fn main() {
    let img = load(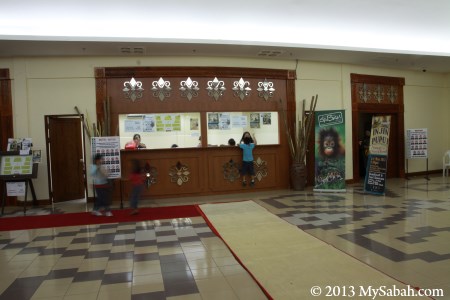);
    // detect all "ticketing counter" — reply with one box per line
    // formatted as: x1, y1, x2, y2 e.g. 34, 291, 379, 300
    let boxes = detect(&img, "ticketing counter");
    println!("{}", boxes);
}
95, 67, 296, 200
